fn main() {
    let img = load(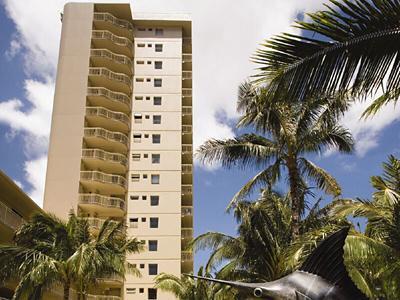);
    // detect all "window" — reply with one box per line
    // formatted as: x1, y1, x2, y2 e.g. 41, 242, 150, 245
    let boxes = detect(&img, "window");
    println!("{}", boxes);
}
153, 97, 162, 105
149, 264, 158, 275
145, 115, 150, 119
130, 195, 139, 201
132, 153, 141, 161
140, 264, 145, 269
141, 217, 146, 222
150, 217, 159, 228
138, 28, 146, 31
155, 28, 164, 36
149, 240, 158, 251
136, 78, 144, 82
151, 175, 160, 184
146, 78, 151, 82
139, 288, 144, 293
145, 134, 149, 138
142, 195, 147, 200
146, 96, 151, 100
148, 288, 157, 300
143, 174, 148, 179
144, 154, 149, 158
153, 115, 161, 124
155, 44, 163, 52
152, 154, 160, 164
131, 174, 140, 182
147, 61, 152, 65
150, 195, 159, 206
148, 28, 153, 31
137, 43, 145, 47
154, 79, 162, 87
155, 61, 163, 69
135, 96, 143, 100
129, 218, 138, 228
133, 134, 142, 143
152, 134, 161, 144
147, 43, 152, 47
126, 288, 136, 295
136, 60, 144, 64
134, 114, 142, 123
